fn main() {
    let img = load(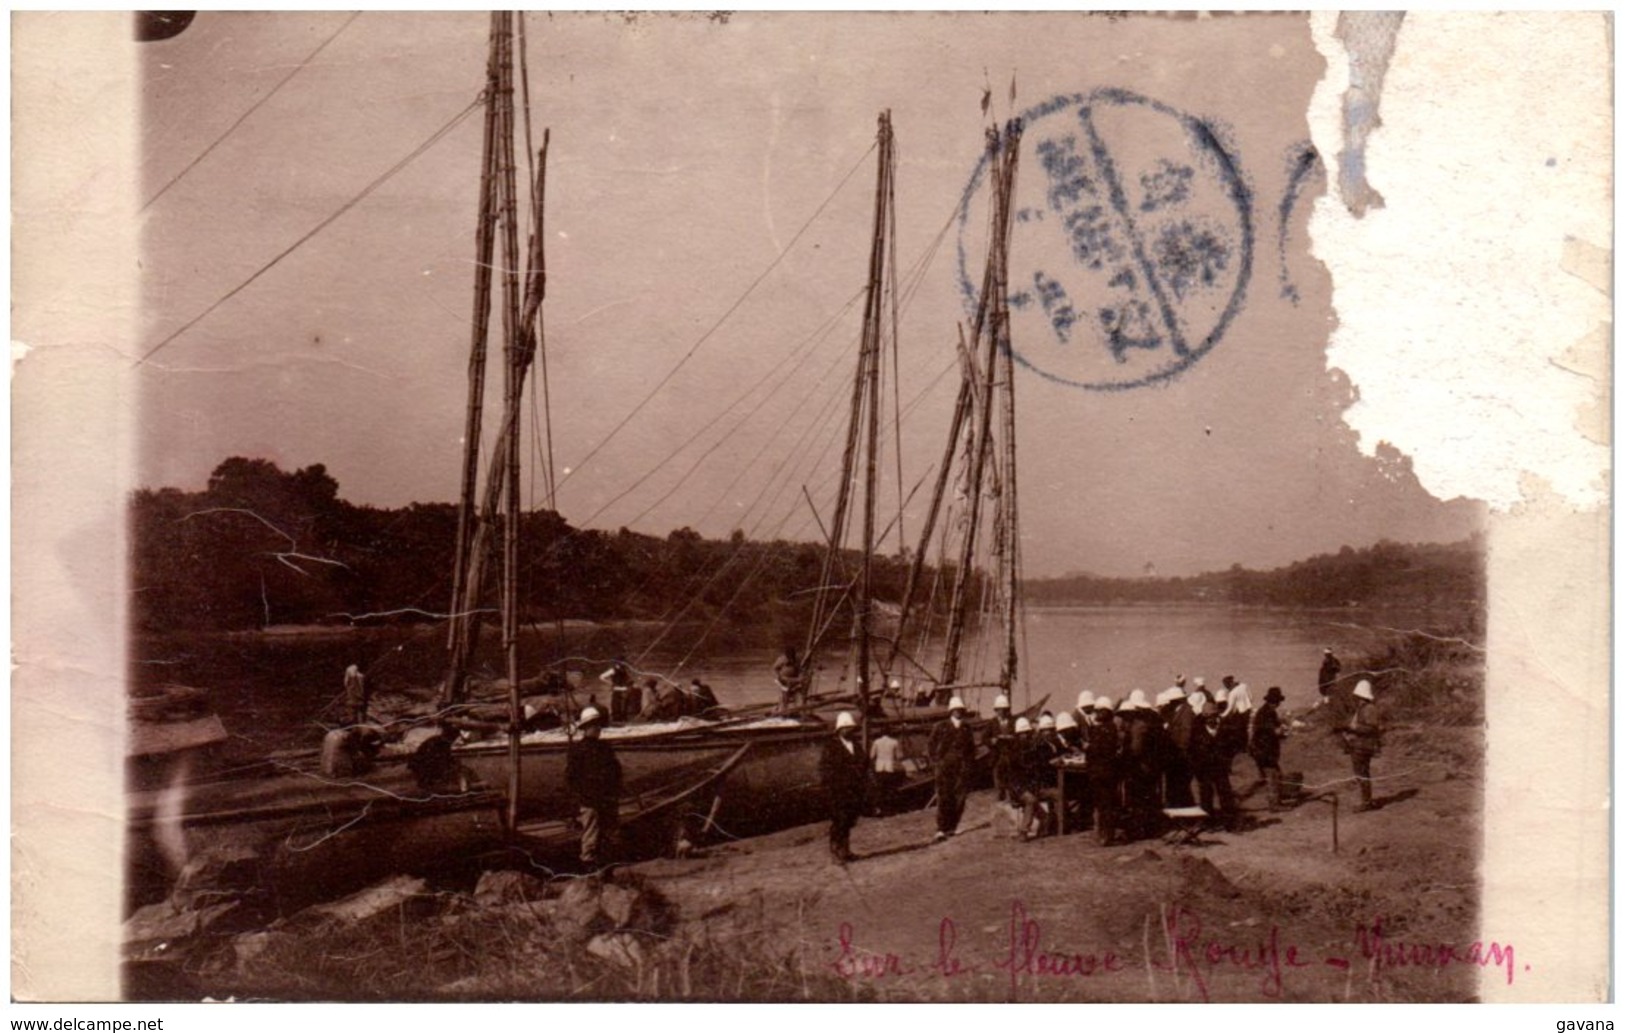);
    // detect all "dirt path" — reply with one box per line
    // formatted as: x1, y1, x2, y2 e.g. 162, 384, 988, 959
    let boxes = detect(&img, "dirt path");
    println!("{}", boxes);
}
638, 718, 1488, 1002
